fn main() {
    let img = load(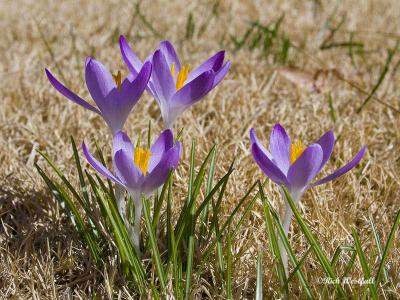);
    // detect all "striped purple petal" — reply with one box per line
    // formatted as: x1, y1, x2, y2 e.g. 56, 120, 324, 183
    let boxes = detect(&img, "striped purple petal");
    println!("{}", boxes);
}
311, 145, 366, 187
251, 142, 289, 186
82, 142, 123, 185
270, 124, 291, 174
45, 69, 101, 114
159, 40, 181, 70
315, 130, 335, 172
119, 35, 143, 76
142, 142, 181, 195
114, 149, 144, 189
85, 57, 115, 110
151, 49, 175, 103
148, 129, 174, 172
211, 60, 230, 89
287, 144, 323, 192
187, 51, 225, 82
